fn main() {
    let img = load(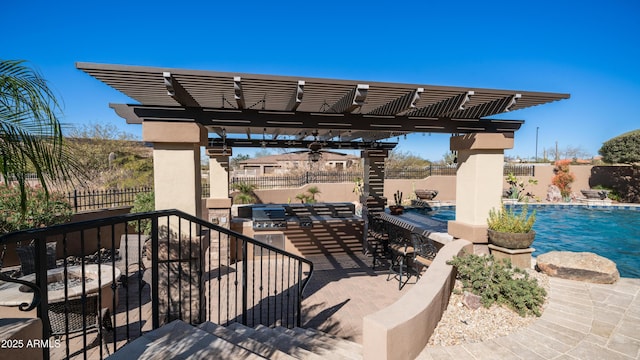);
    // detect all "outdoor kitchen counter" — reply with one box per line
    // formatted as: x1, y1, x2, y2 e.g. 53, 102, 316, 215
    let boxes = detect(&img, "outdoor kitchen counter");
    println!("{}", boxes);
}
287, 215, 363, 222
378, 212, 452, 246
